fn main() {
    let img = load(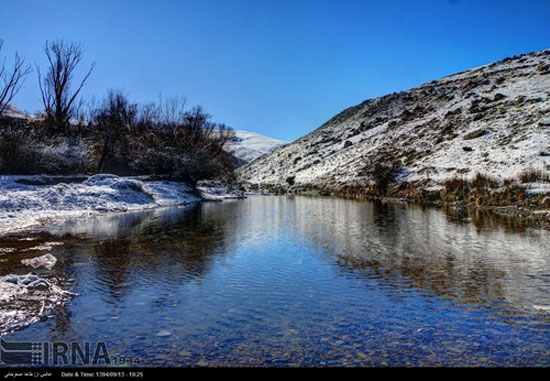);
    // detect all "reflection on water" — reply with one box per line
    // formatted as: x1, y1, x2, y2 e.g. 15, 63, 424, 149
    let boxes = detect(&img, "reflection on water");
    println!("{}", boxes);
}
1, 197, 550, 367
